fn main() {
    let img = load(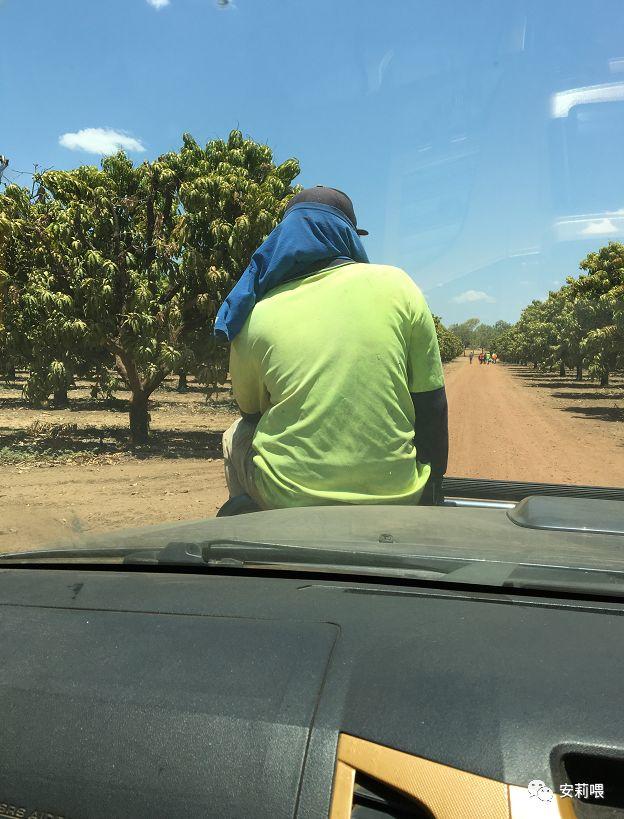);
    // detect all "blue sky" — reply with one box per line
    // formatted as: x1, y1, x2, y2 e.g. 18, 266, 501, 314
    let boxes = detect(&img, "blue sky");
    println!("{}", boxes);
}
2, 0, 624, 324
